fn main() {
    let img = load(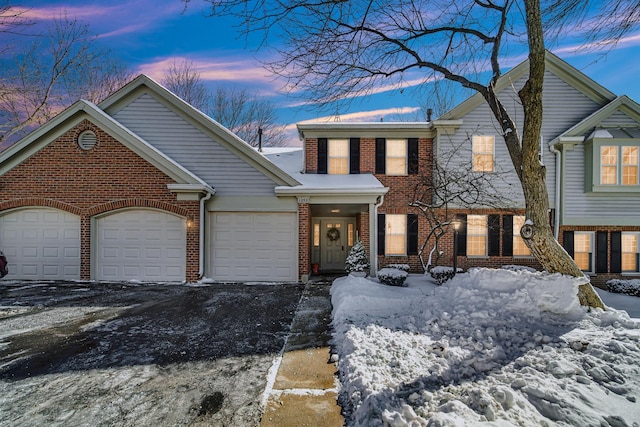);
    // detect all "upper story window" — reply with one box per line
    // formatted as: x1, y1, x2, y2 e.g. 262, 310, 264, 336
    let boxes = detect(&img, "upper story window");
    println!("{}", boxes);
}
512, 215, 532, 256
467, 214, 487, 256
600, 145, 639, 185
328, 139, 349, 174
472, 135, 494, 172
386, 139, 407, 176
